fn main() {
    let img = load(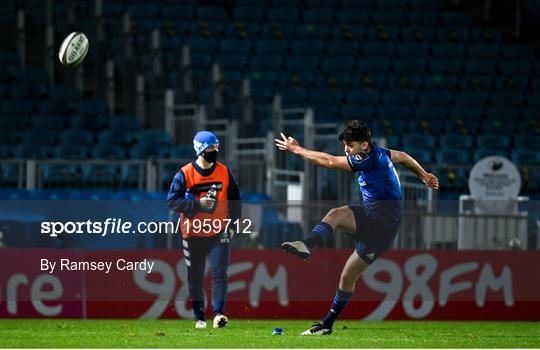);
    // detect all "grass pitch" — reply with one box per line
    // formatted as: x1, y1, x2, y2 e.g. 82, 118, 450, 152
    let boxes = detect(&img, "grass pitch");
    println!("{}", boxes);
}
0, 319, 538, 348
